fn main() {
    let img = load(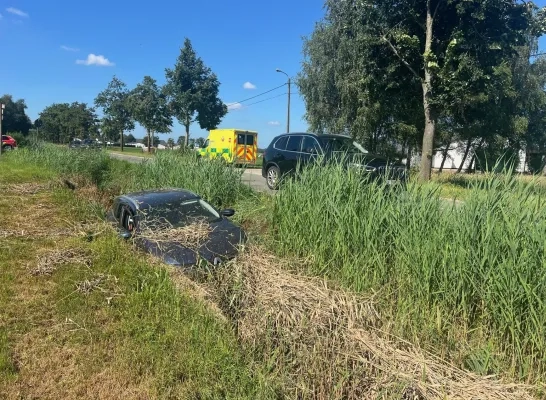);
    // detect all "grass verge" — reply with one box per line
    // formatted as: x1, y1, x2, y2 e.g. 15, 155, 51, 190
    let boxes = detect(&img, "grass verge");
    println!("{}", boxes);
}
0, 158, 279, 399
